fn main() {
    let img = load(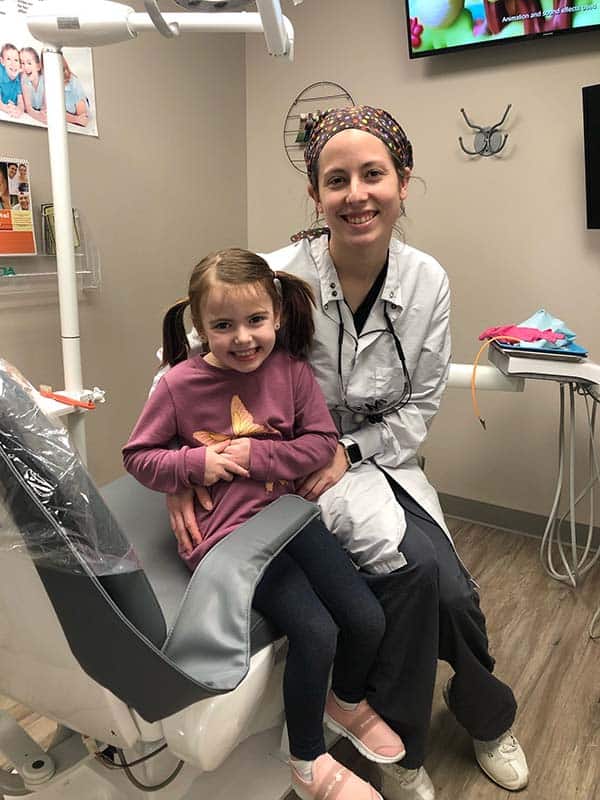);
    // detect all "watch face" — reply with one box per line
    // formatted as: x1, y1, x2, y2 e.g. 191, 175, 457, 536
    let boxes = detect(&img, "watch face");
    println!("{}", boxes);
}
346, 443, 361, 464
